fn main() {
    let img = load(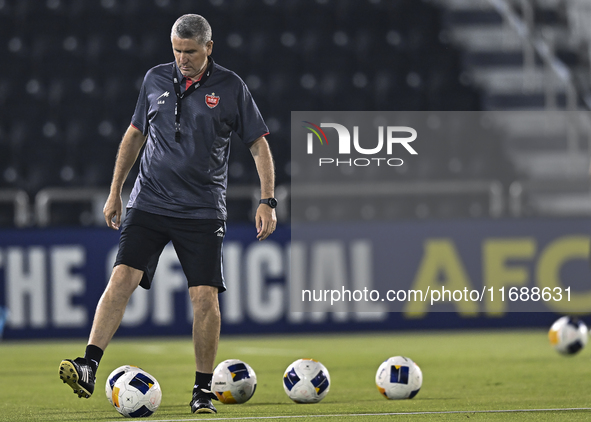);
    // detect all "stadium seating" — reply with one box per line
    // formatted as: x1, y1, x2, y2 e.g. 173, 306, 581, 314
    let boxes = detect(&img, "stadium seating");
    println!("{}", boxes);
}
0, 0, 517, 225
